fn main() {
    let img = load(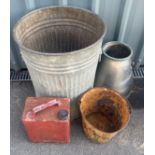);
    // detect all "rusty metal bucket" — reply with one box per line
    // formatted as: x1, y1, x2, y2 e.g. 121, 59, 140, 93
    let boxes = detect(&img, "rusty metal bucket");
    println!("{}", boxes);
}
13, 6, 106, 119
80, 87, 131, 143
